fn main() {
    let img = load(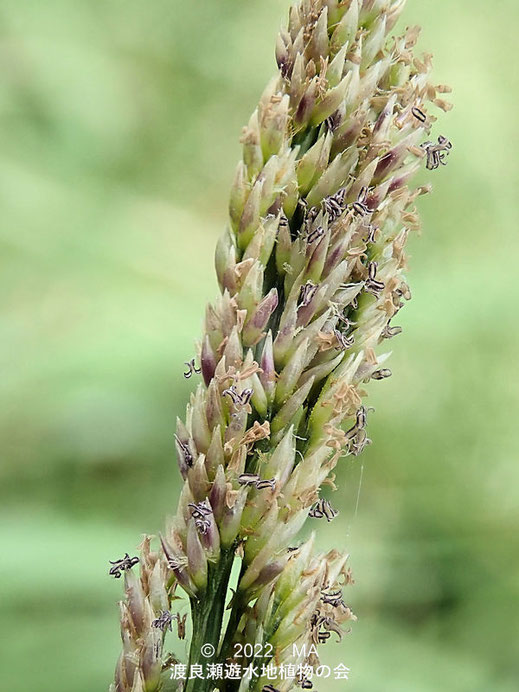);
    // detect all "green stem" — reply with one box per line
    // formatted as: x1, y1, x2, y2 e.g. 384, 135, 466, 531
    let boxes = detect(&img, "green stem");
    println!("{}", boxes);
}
218, 583, 245, 662
184, 548, 236, 692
